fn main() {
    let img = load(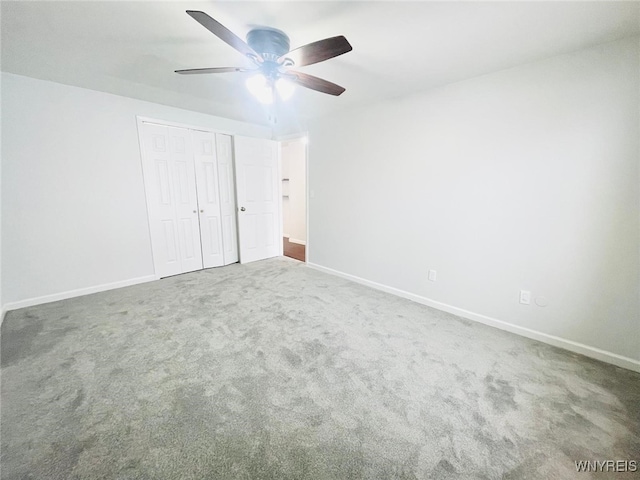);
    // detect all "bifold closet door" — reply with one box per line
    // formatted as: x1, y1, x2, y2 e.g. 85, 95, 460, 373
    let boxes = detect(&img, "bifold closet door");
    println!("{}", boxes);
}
191, 131, 239, 267
139, 123, 204, 277
192, 130, 225, 268
215, 134, 239, 265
